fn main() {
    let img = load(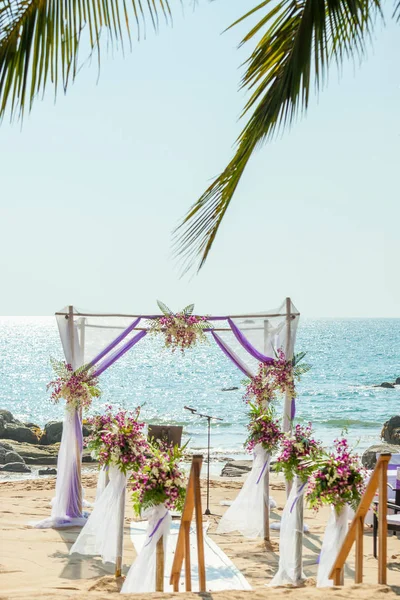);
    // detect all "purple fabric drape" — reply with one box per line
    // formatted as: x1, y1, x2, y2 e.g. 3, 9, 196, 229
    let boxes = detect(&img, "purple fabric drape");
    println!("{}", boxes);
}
211, 331, 252, 378
227, 318, 274, 364
89, 317, 142, 367
93, 329, 147, 377
66, 410, 83, 518
291, 398, 296, 421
